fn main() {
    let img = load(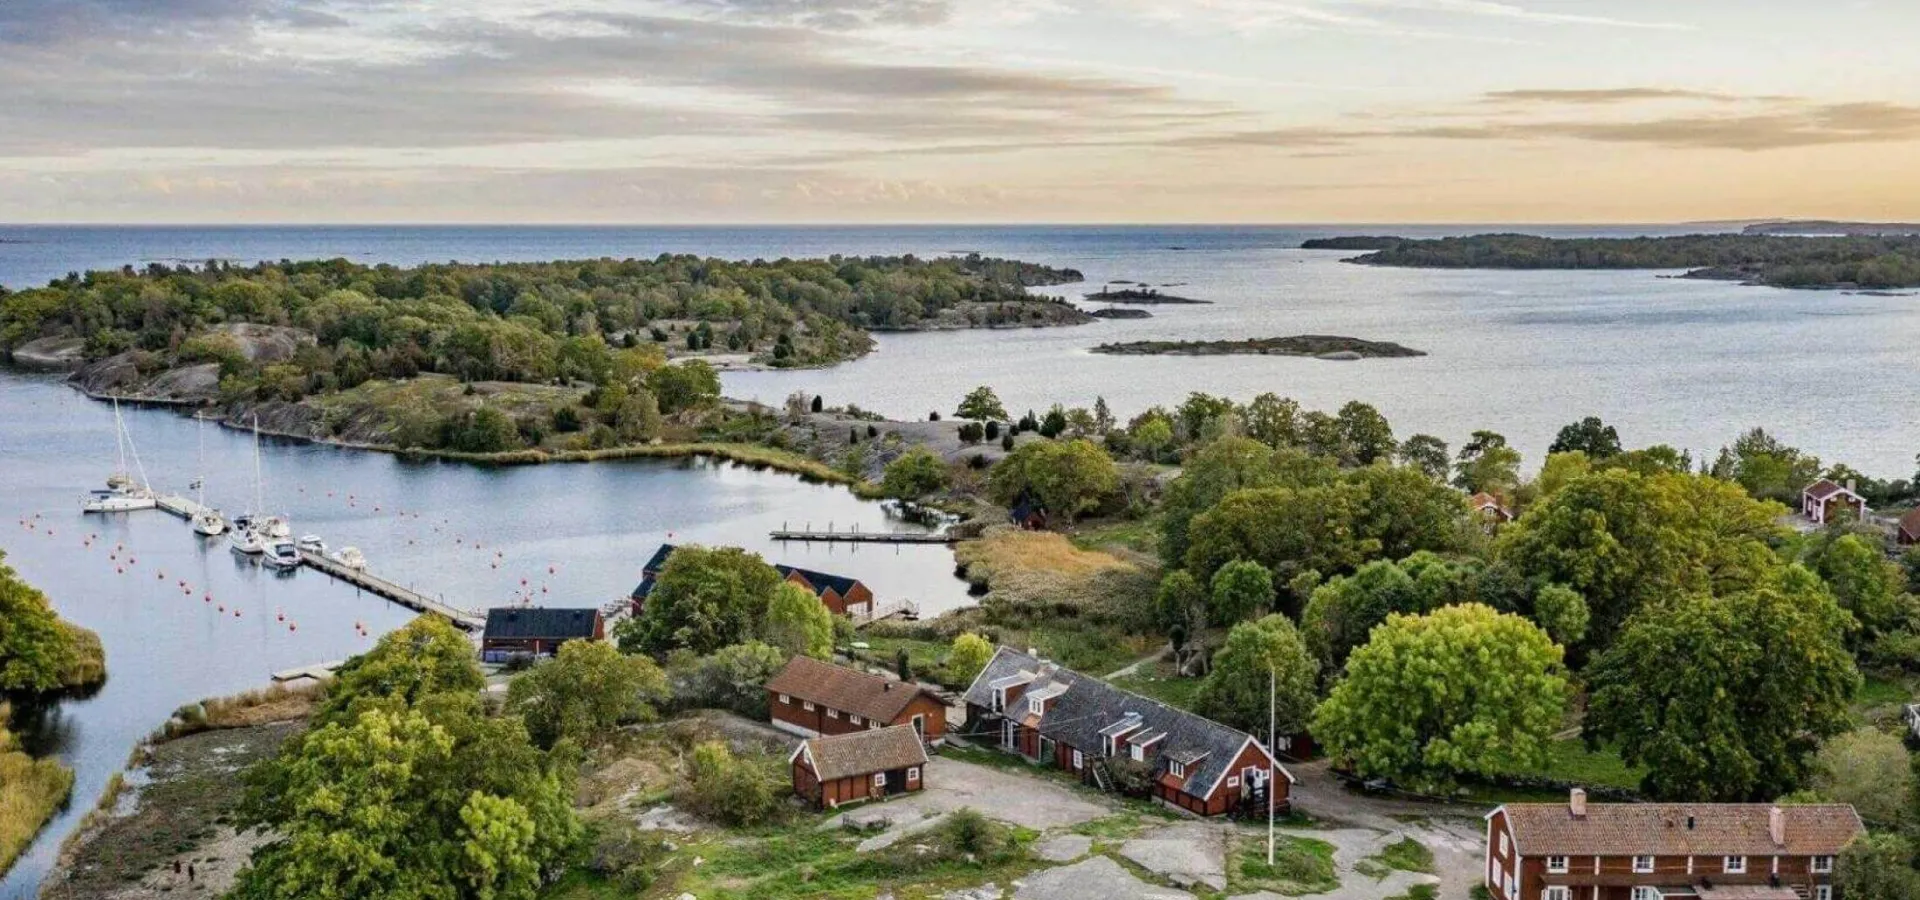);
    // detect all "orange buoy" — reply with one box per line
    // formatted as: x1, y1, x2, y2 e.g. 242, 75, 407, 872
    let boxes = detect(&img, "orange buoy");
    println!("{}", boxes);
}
233, 609, 241, 617
217, 604, 225, 612
204, 594, 212, 602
